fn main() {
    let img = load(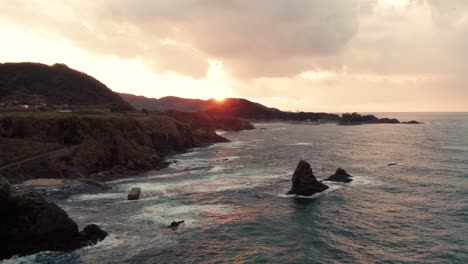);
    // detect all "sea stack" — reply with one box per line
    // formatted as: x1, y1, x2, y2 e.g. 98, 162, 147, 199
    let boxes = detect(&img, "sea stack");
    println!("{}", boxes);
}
0, 176, 107, 260
324, 168, 353, 183
287, 160, 329, 196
